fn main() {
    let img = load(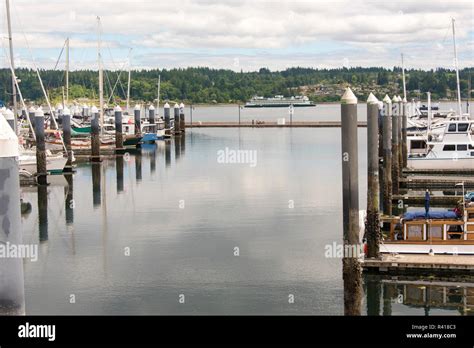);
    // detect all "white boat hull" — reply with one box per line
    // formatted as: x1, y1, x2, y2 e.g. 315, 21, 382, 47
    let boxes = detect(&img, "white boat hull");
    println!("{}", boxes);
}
381, 243, 474, 255
408, 157, 474, 170
19, 155, 67, 175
